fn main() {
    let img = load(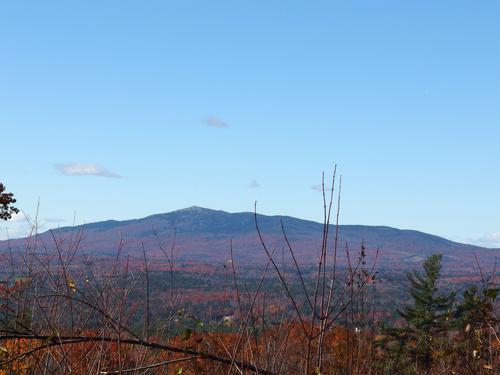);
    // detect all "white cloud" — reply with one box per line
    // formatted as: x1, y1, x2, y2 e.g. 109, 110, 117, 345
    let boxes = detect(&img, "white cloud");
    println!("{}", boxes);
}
202, 116, 228, 128
247, 180, 261, 188
43, 217, 65, 224
0, 214, 32, 240
0, 227, 28, 241
9, 211, 27, 223
0, 213, 69, 241
55, 163, 121, 178
311, 184, 332, 192
471, 232, 500, 248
